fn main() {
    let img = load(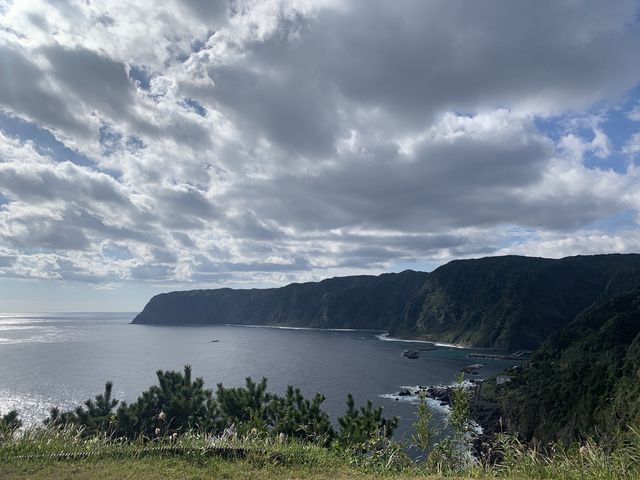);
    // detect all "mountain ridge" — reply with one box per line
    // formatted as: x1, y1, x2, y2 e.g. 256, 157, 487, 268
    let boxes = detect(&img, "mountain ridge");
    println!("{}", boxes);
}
132, 253, 640, 350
